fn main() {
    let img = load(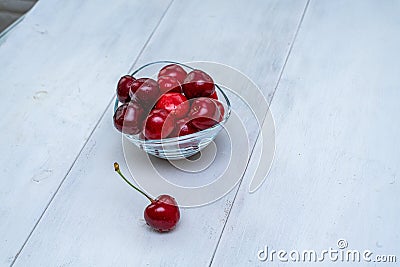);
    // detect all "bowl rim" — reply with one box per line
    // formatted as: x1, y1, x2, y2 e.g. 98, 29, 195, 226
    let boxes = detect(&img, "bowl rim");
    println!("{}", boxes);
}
114, 60, 232, 145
